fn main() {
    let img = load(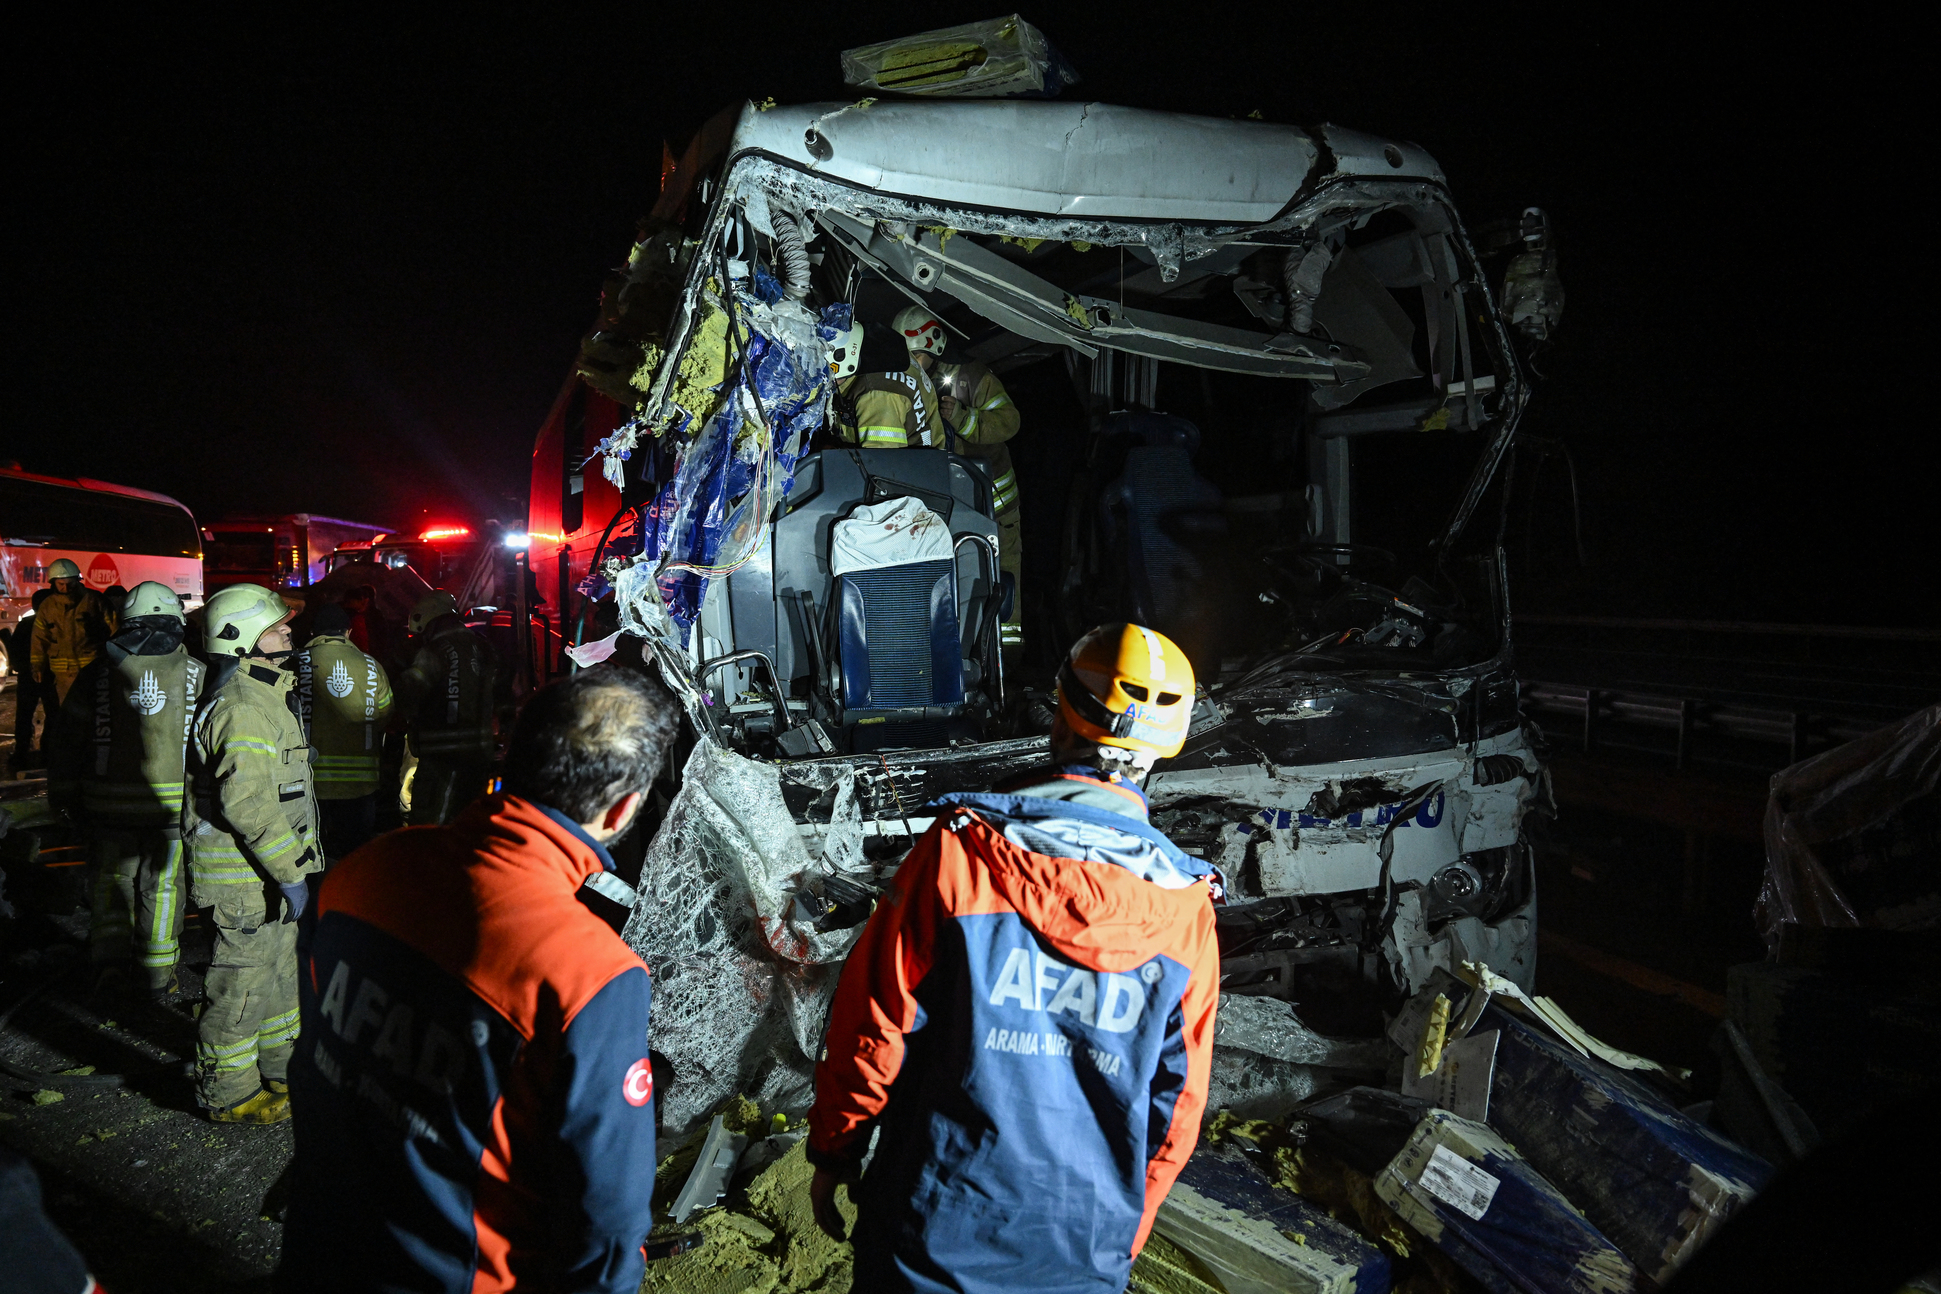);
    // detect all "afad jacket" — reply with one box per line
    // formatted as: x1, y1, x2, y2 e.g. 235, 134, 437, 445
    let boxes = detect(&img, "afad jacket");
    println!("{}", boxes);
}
808, 769, 1221, 1294
280, 794, 657, 1294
